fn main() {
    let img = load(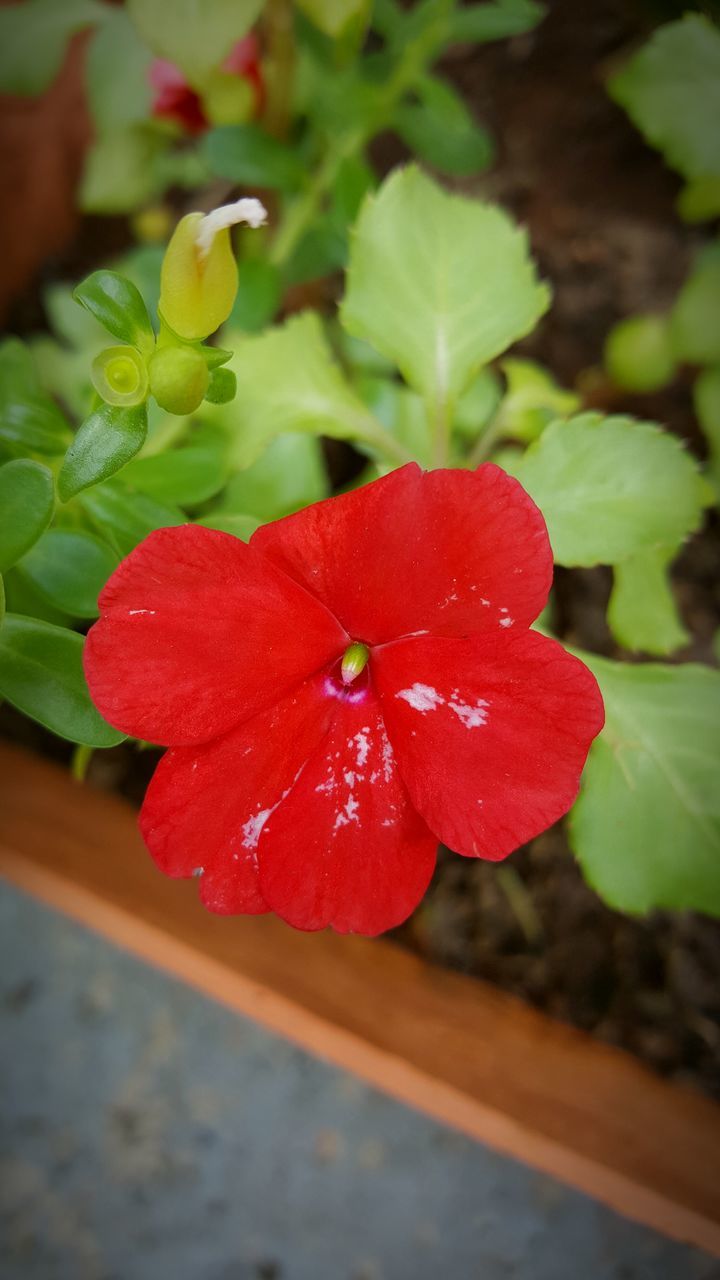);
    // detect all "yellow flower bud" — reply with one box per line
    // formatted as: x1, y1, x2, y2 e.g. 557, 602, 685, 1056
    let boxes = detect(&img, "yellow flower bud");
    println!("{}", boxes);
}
159, 199, 267, 342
